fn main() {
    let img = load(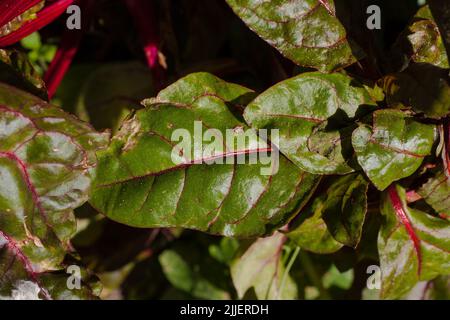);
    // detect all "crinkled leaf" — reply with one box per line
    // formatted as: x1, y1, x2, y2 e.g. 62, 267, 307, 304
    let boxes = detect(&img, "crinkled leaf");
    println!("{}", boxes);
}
231, 232, 297, 299
90, 73, 320, 237
244, 72, 377, 175
75, 62, 155, 133
381, 64, 450, 119
321, 174, 369, 248
225, 0, 363, 72
352, 109, 436, 191
0, 49, 47, 99
393, 6, 449, 69
0, 82, 108, 299
378, 185, 450, 299
418, 169, 450, 216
